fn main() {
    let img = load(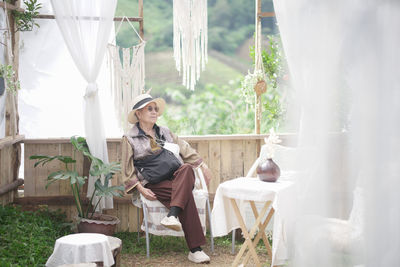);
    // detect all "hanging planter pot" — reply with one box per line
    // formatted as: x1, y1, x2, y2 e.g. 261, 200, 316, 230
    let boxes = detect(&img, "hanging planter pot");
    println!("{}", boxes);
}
254, 79, 267, 96
0, 77, 5, 96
